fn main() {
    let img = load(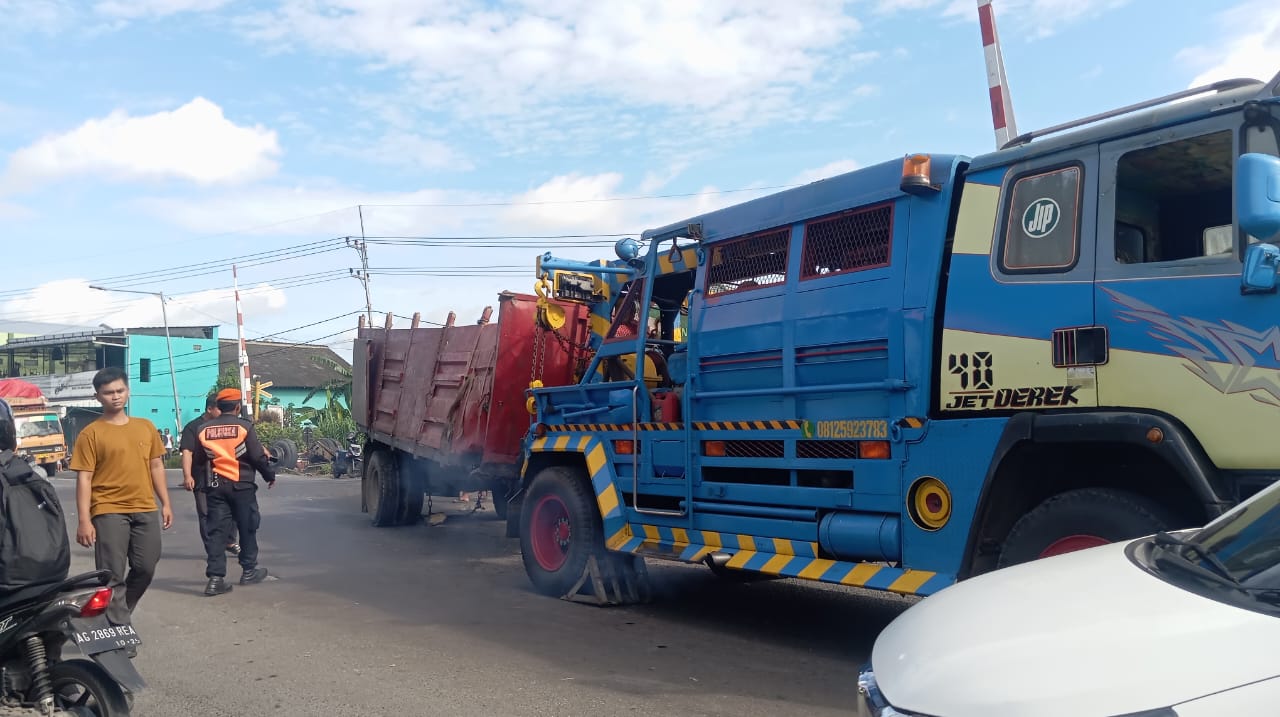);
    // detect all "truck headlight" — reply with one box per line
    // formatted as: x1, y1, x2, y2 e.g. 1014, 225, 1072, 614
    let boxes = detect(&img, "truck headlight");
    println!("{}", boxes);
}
856, 666, 921, 717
